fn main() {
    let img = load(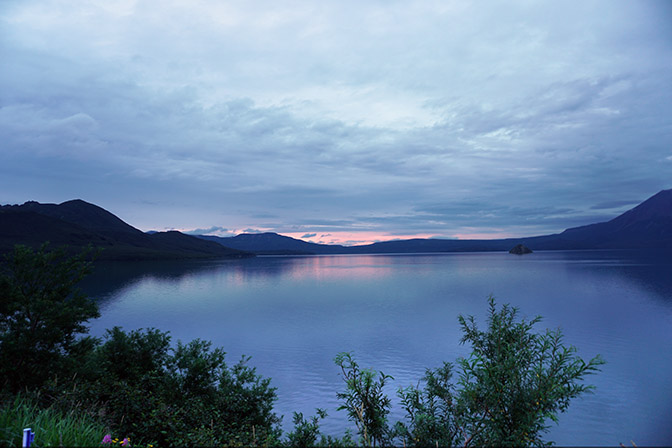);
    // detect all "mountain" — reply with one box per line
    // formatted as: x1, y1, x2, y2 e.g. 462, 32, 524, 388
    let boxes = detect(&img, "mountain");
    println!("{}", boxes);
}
3, 190, 669, 259
362, 189, 672, 252
0, 200, 253, 260
199, 189, 672, 254
200, 231, 566, 255
198, 233, 348, 255
14, 200, 142, 235
557, 189, 672, 248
